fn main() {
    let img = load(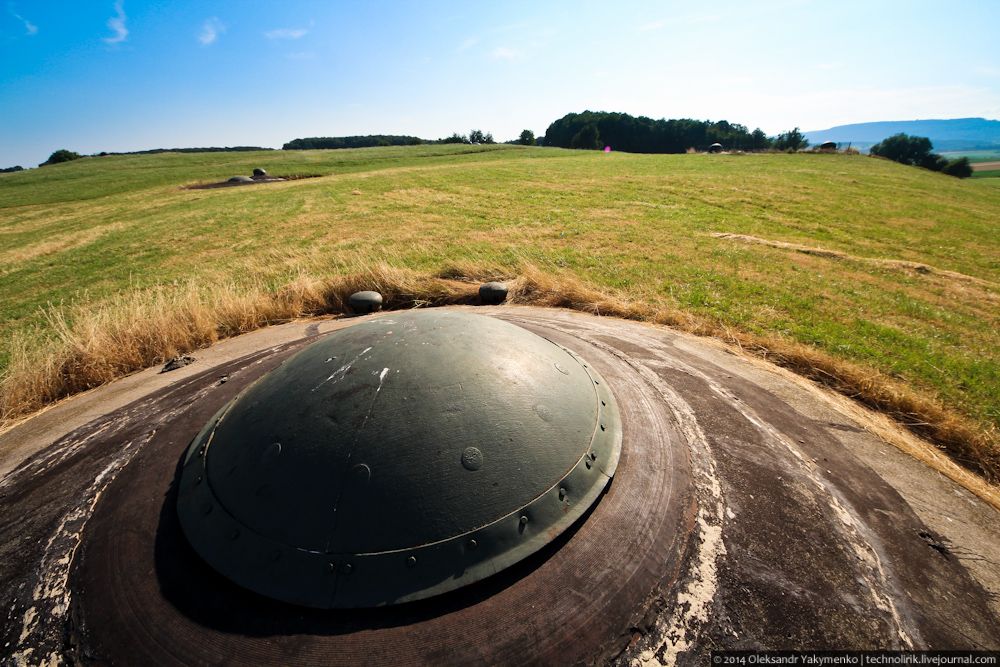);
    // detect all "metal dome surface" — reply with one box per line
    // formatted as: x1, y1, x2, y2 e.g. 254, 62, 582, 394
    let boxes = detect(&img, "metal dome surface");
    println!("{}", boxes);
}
176, 310, 621, 608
